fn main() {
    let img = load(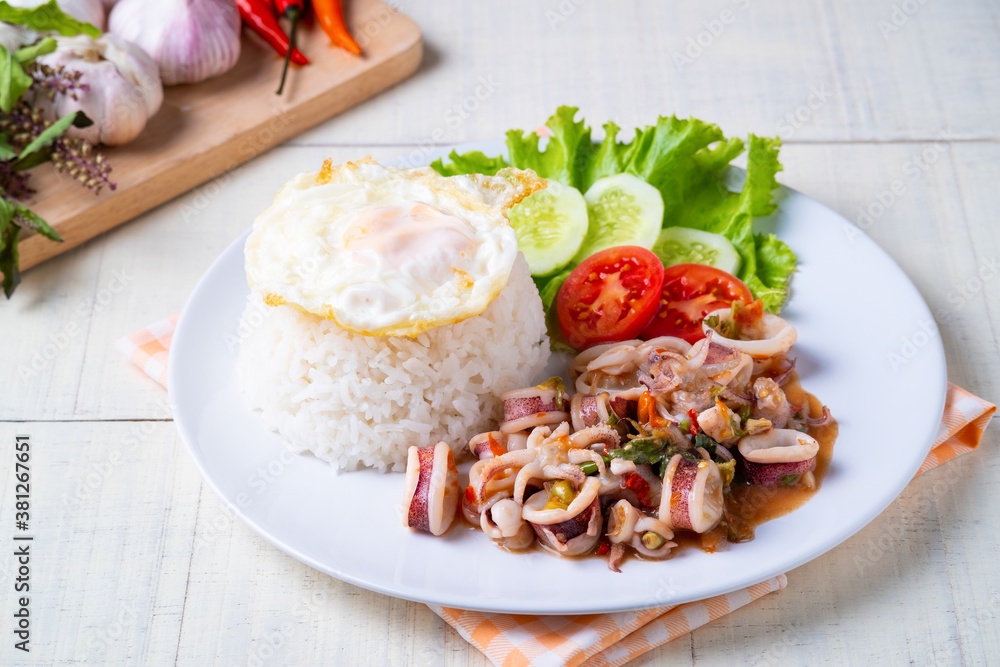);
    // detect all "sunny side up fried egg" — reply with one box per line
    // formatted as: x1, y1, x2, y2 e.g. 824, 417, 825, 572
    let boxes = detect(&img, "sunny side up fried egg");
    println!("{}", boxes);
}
244, 157, 546, 337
